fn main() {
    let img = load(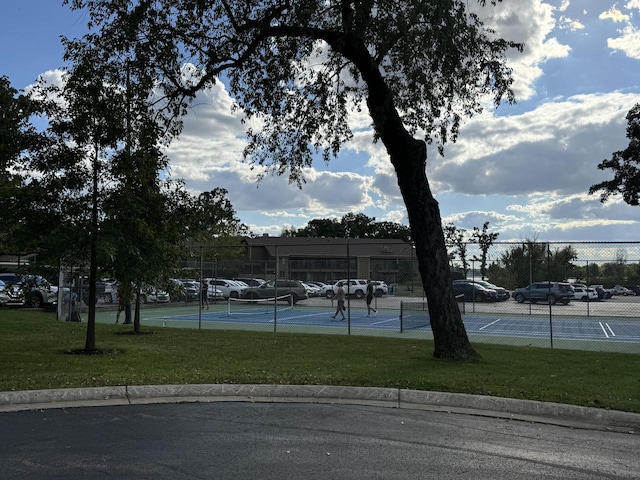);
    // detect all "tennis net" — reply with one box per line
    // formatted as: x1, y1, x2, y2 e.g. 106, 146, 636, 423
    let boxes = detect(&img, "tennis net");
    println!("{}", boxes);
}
400, 301, 431, 332
227, 295, 294, 317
